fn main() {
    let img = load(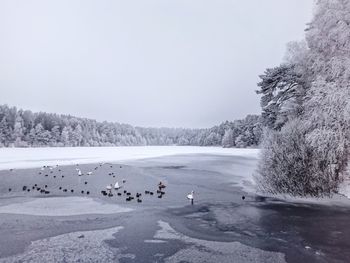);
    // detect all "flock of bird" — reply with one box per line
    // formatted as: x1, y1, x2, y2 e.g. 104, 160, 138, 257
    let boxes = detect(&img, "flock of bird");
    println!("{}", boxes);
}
6, 163, 197, 205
